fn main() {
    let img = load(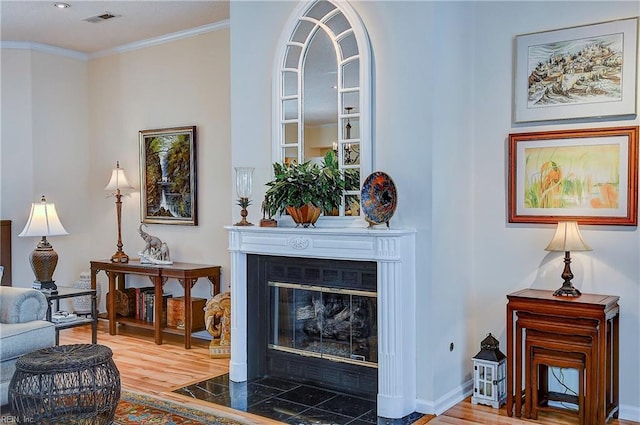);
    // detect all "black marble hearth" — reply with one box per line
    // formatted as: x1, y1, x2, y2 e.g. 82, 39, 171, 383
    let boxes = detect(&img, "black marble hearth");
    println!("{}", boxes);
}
174, 374, 424, 425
